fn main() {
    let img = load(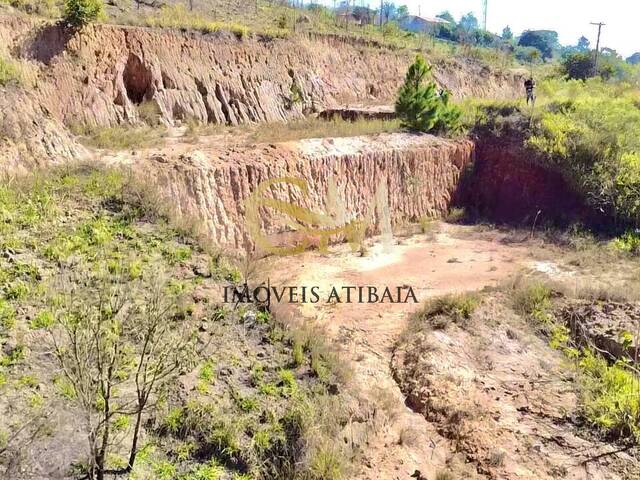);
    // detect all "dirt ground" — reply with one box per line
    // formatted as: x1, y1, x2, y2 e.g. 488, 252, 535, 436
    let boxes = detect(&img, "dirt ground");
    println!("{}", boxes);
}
263, 223, 640, 480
